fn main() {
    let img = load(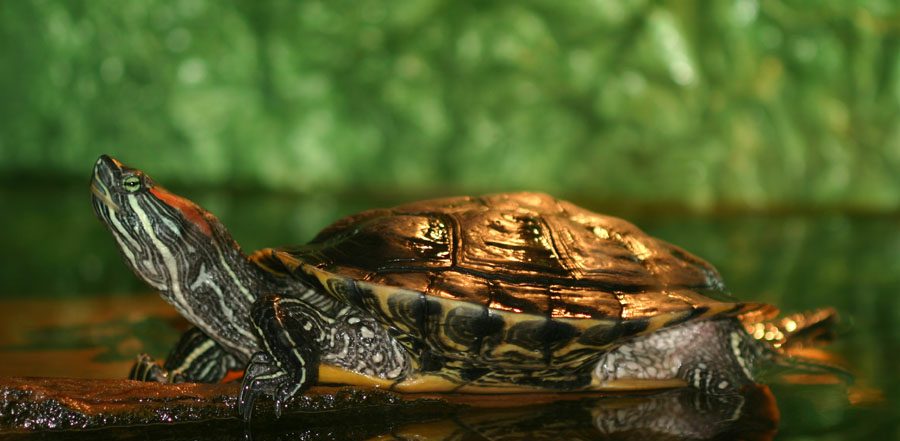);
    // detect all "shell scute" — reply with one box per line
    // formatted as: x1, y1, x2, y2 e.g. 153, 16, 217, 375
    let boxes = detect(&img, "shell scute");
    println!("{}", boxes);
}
505, 319, 580, 360
577, 321, 627, 347
442, 305, 504, 352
